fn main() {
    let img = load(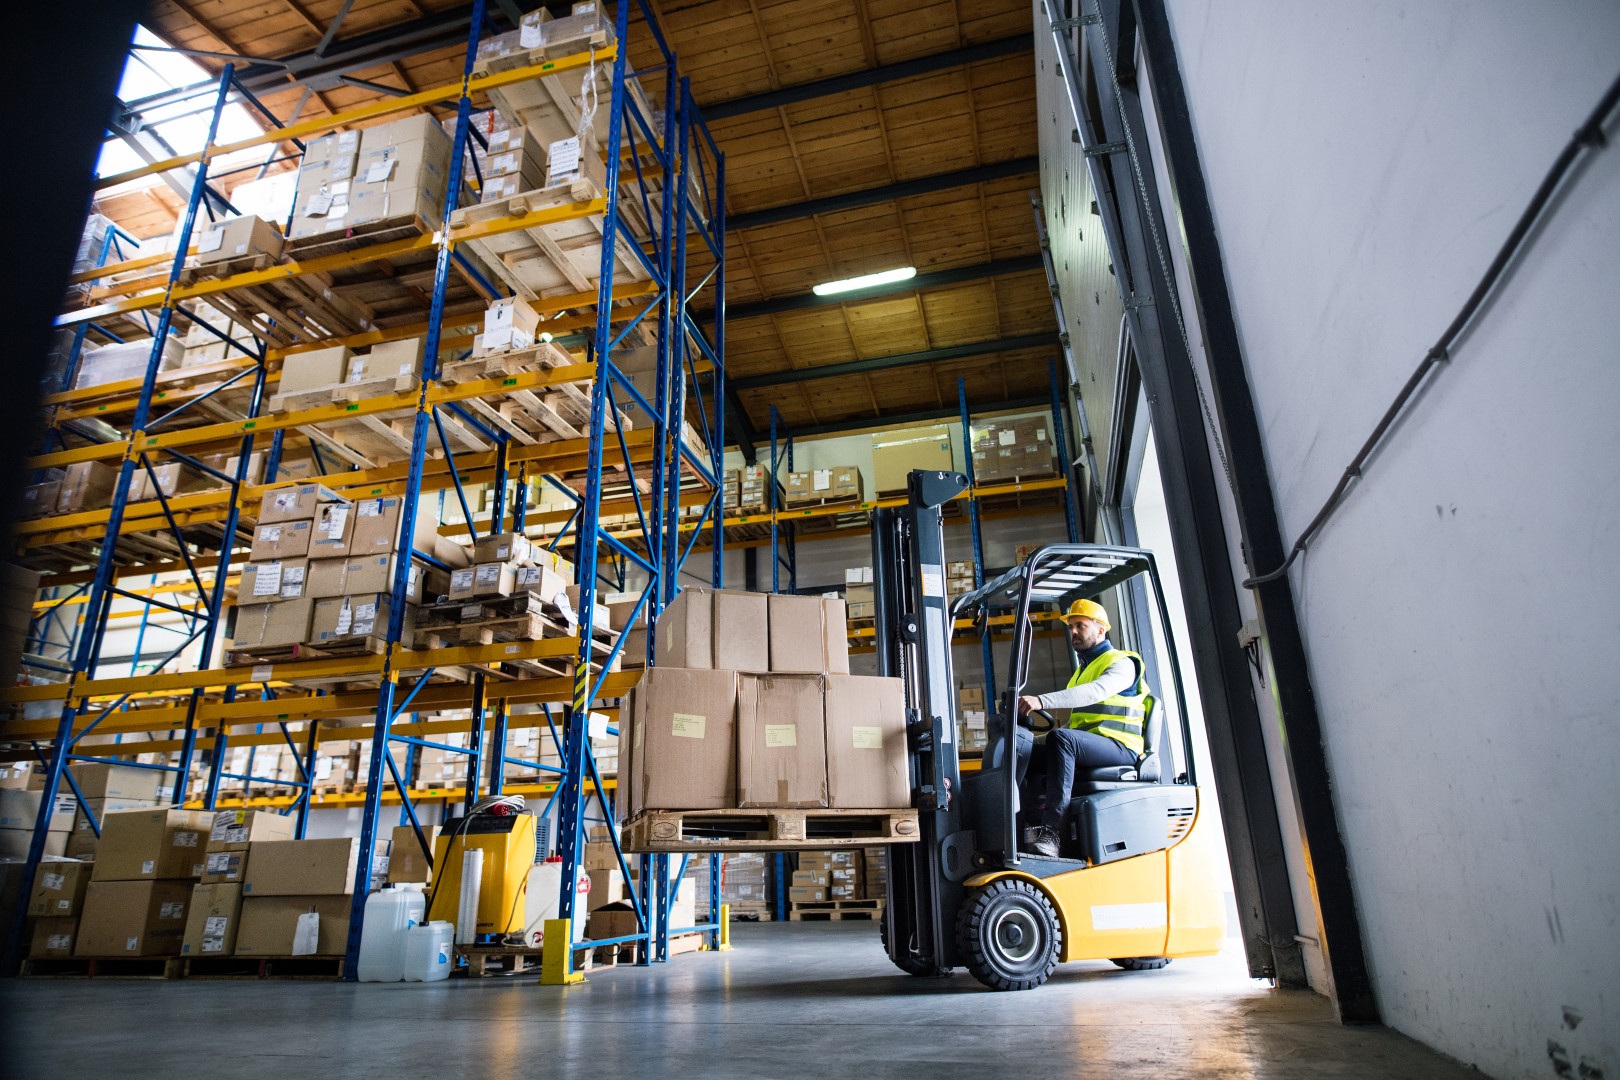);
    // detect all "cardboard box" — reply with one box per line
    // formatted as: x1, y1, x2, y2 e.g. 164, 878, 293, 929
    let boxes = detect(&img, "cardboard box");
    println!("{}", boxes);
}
737, 674, 828, 808
790, 870, 829, 887
90, 809, 212, 881
239, 559, 310, 604
232, 597, 314, 649
280, 346, 350, 395
482, 296, 543, 352
971, 416, 1056, 483
195, 215, 283, 266
348, 496, 432, 555
958, 686, 987, 711
201, 849, 249, 884
309, 594, 399, 645
242, 838, 358, 896
628, 667, 737, 814
249, 519, 312, 561
387, 825, 439, 883
824, 675, 910, 809
67, 797, 161, 860
306, 554, 422, 602
359, 337, 426, 381
713, 590, 770, 672
30, 916, 77, 959
75, 879, 192, 956
657, 587, 712, 668
586, 868, 626, 909
208, 809, 296, 852
57, 461, 119, 514
872, 424, 954, 494
0, 788, 76, 833
21, 481, 61, 517
236, 894, 352, 955
767, 594, 850, 674
309, 502, 355, 558
28, 858, 93, 917
788, 886, 827, 904
449, 562, 517, 601
472, 531, 532, 565
181, 882, 244, 956
259, 483, 341, 524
